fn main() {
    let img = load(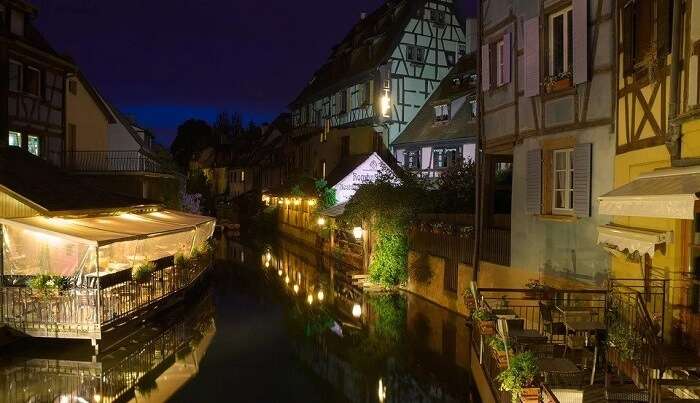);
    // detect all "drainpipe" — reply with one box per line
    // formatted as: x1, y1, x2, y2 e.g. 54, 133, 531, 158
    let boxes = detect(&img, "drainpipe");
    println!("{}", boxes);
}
471, 0, 484, 282
666, 0, 683, 160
